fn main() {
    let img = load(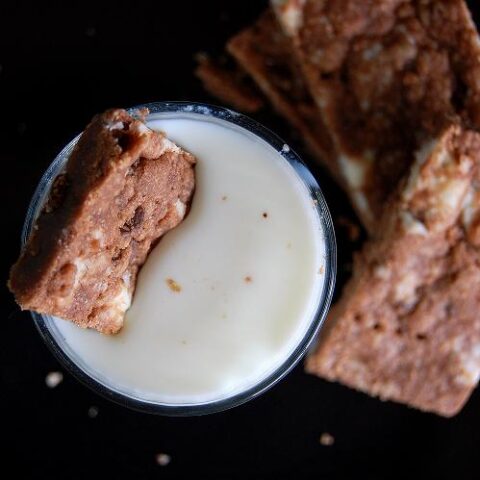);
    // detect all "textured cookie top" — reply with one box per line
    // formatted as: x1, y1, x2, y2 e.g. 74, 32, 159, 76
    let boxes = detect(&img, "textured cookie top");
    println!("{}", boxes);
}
9, 109, 196, 334
273, 0, 480, 231
306, 125, 480, 416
